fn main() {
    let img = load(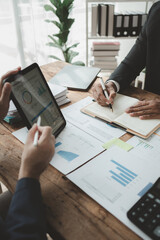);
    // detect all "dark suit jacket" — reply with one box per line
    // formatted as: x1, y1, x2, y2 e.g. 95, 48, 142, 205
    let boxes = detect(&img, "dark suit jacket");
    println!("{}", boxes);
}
0, 178, 47, 240
108, 2, 160, 95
